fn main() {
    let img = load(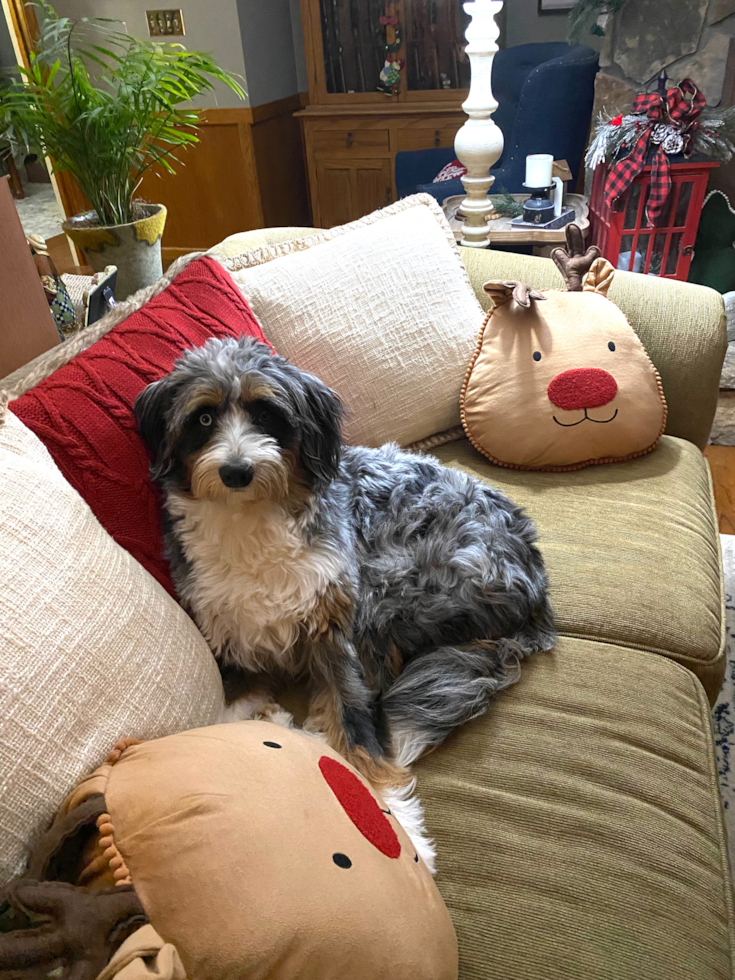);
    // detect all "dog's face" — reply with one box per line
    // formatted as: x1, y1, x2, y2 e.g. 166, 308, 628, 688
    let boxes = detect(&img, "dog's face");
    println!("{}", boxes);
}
134, 337, 343, 504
